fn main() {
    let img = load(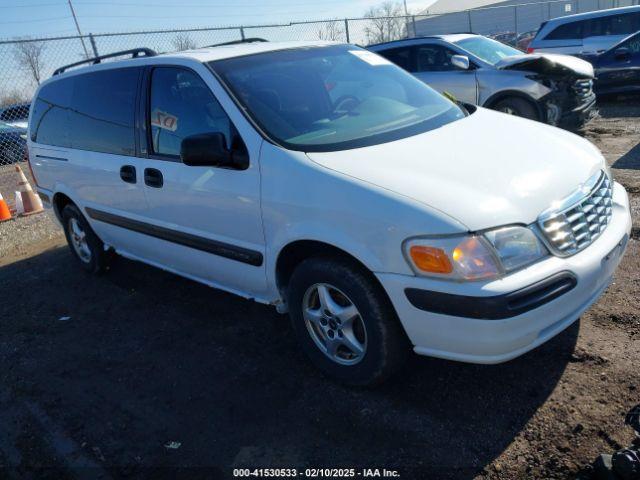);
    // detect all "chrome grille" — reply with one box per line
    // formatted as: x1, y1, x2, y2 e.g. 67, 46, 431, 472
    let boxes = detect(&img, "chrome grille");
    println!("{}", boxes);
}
538, 171, 612, 256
